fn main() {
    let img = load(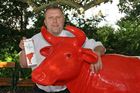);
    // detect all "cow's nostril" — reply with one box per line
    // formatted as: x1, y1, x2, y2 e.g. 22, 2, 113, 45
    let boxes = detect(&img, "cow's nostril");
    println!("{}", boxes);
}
67, 54, 71, 57
65, 53, 72, 59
